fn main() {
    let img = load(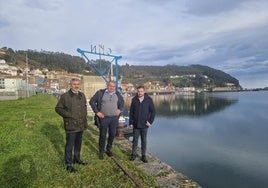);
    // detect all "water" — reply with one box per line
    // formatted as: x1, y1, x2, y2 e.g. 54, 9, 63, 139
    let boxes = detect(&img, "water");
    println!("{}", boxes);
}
125, 91, 268, 188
